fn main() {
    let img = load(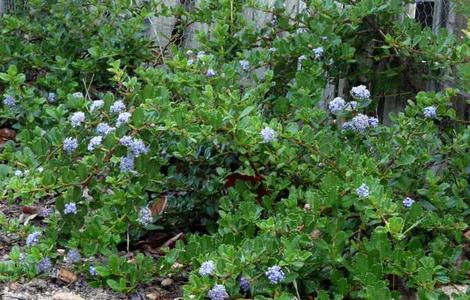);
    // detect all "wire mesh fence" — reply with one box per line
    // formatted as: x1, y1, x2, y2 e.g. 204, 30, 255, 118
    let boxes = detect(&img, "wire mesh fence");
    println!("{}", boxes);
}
414, 0, 456, 31
0, 0, 27, 13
